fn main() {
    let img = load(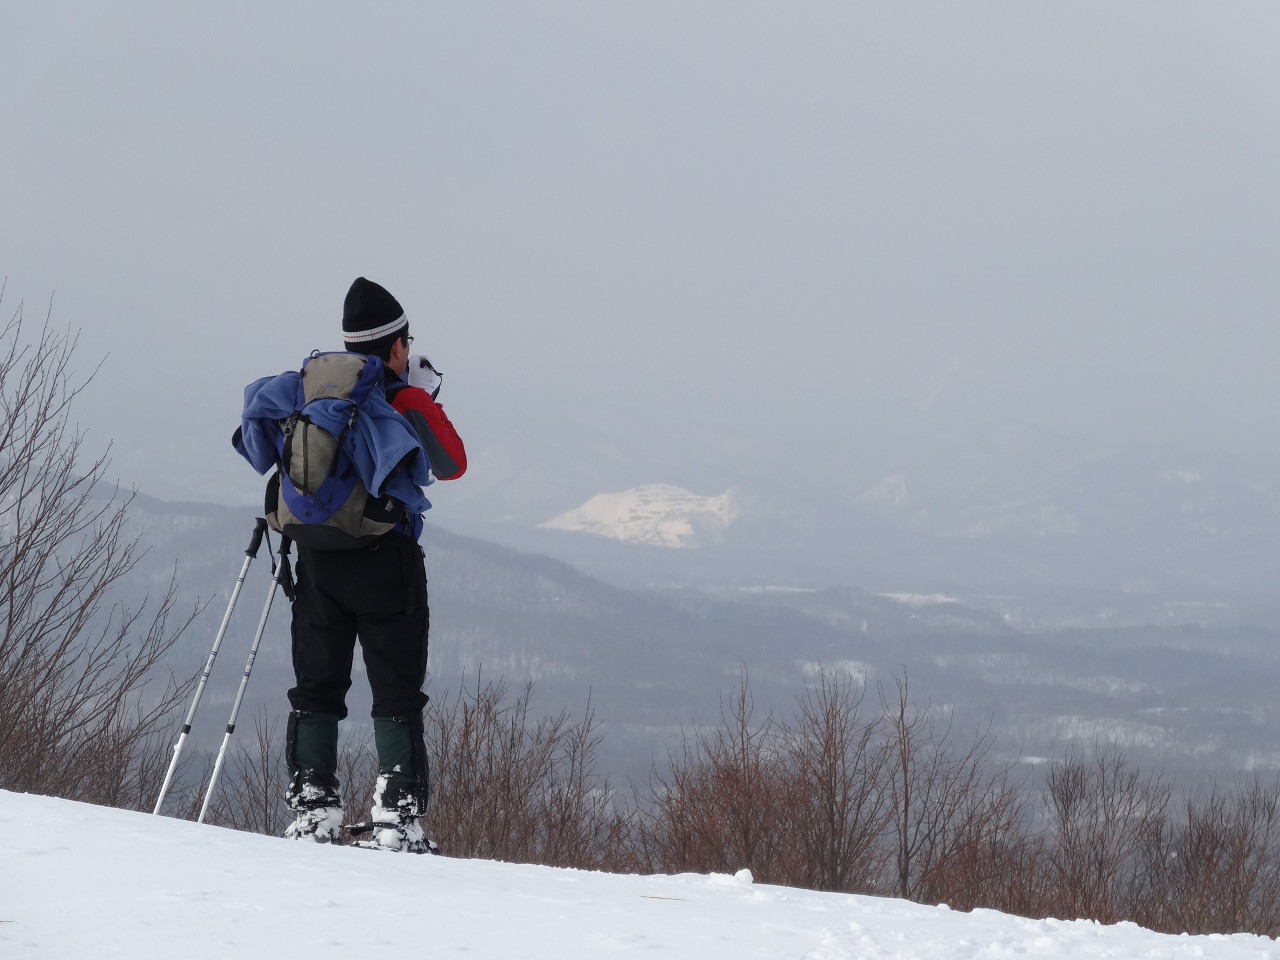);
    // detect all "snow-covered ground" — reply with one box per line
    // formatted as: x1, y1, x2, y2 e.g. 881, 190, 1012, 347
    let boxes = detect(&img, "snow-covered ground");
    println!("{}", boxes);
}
2, 789, 1276, 959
